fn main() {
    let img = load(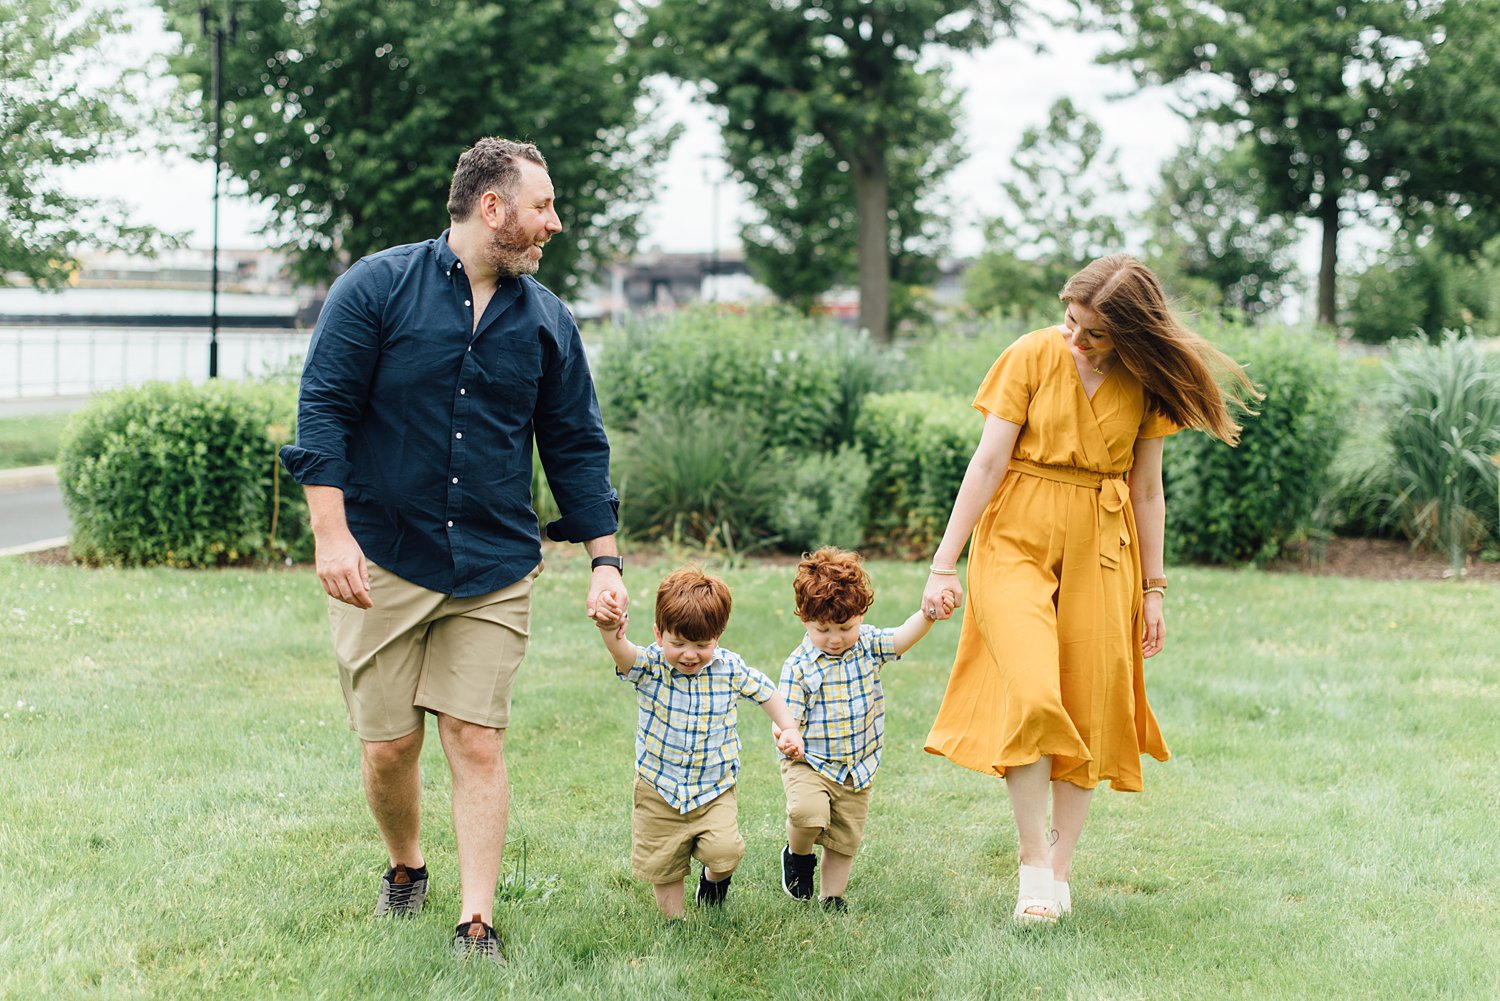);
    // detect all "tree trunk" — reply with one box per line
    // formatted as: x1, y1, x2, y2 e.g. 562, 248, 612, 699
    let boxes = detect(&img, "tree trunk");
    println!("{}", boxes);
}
1317, 195, 1339, 327
853, 150, 891, 345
